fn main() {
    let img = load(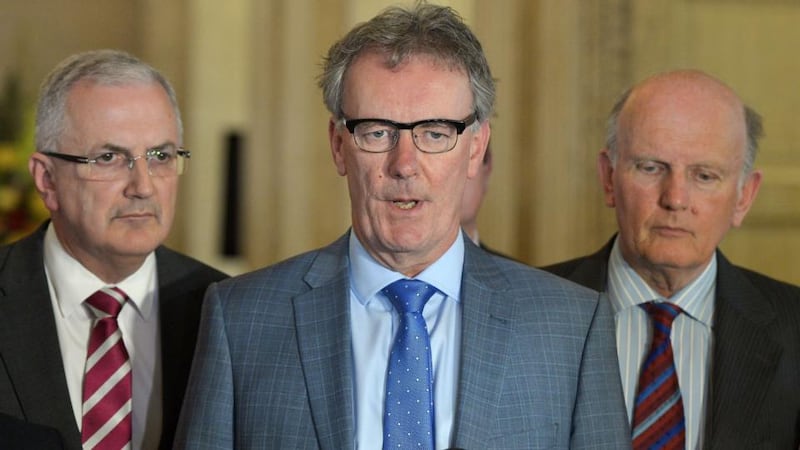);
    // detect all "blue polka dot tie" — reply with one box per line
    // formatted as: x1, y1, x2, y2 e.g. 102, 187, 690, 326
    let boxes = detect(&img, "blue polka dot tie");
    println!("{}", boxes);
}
382, 279, 437, 450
